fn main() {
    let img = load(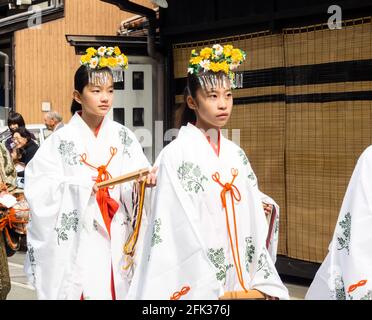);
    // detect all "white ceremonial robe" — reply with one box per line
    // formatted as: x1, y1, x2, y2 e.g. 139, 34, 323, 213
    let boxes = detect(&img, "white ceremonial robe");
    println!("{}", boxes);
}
241, 162, 280, 263
306, 146, 372, 300
24, 113, 150, 300
128, 123, 289, 300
